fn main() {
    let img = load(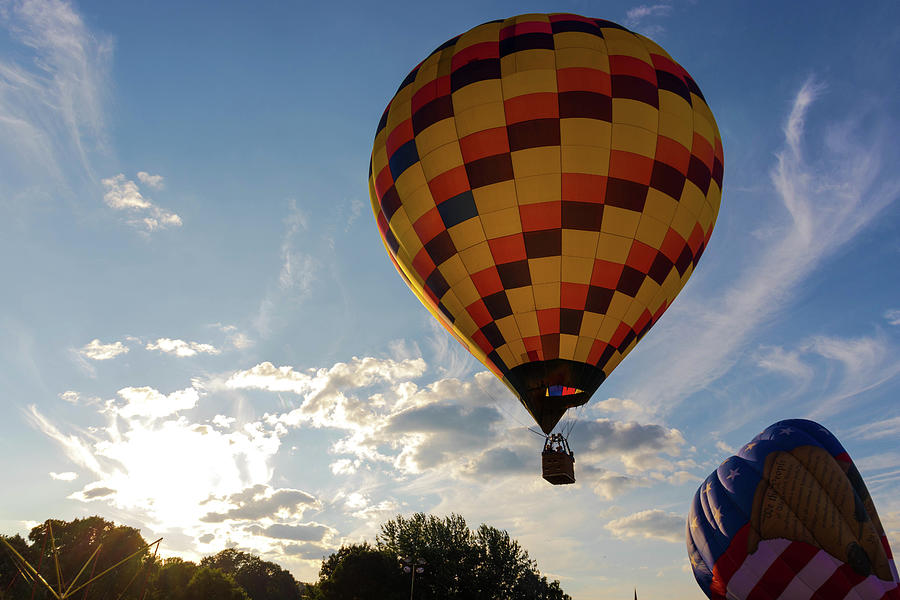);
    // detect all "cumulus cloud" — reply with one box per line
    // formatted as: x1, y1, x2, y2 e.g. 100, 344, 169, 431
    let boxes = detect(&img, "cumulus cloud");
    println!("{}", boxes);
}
227, 357, 425, 407
101, 173, 181, 232
462, 447, 531, 478
606, 509, 685, 543
30, 389, 284, 530
282, 542, 330, 560
886, 310, 900, 326
80, 486, 115, 499
146, 338, 220, 357
257, 523, 330, 542
78, 338, 128, 360
585, 468, 653, 501
137, 171, 164, 189
114, 386, 200, 420
201, 485, 318, 523
59, 390, 80, 403
591, 397, 651, 421
578, 419, 685, 460
49, 471, 77, 481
